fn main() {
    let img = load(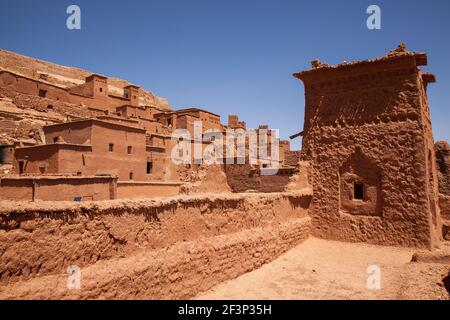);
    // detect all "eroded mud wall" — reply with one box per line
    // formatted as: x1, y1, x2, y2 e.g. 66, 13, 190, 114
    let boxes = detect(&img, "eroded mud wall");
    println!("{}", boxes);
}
436, 141, 450, 238
0, 191, 311, 299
